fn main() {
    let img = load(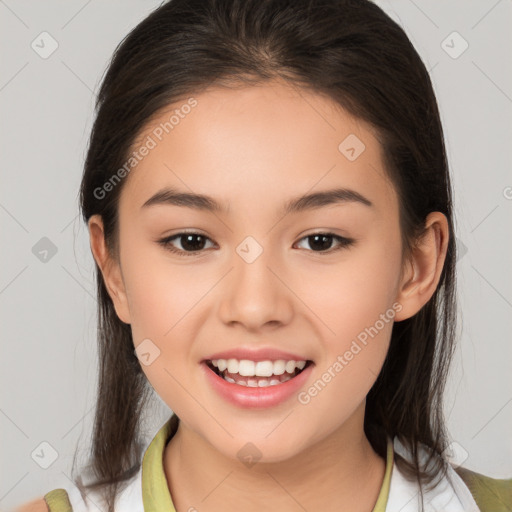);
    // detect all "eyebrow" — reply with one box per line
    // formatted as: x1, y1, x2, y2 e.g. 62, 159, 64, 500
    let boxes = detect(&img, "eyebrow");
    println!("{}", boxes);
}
141, 186, 373, 215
